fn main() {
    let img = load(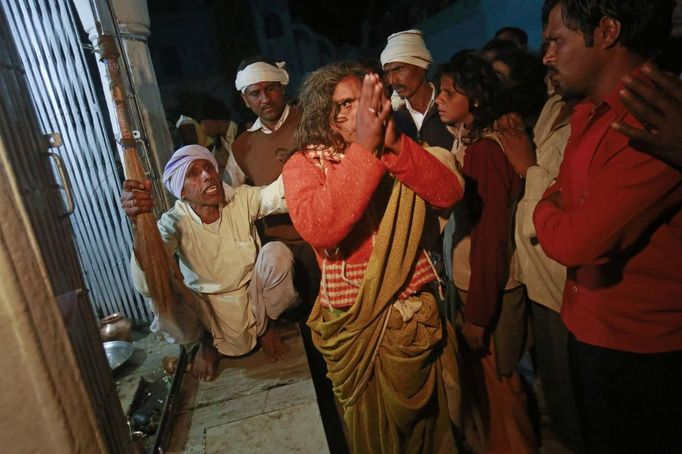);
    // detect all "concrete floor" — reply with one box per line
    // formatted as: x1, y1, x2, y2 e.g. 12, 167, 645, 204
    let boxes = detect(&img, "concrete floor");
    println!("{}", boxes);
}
165, 325, 330, 453
119, 326, 576, 453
